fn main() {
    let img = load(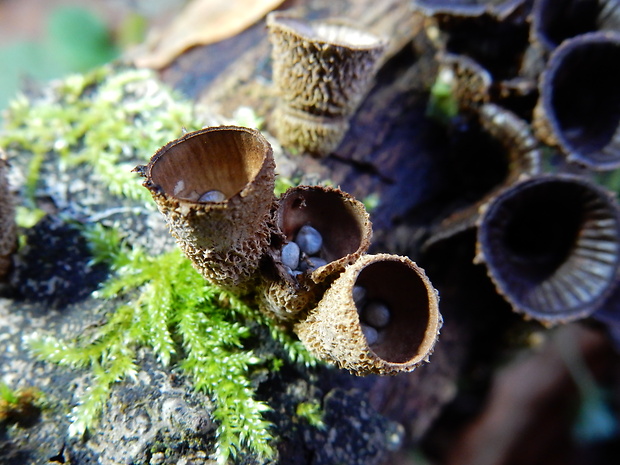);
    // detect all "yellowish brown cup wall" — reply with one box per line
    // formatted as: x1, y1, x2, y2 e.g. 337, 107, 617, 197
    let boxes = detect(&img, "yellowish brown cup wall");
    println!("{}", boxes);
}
0, 150, 16, 279
259, 185, 372, 323
137, 126, 275, 293
294, 254, 442, 376
267, 11, 387, 156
